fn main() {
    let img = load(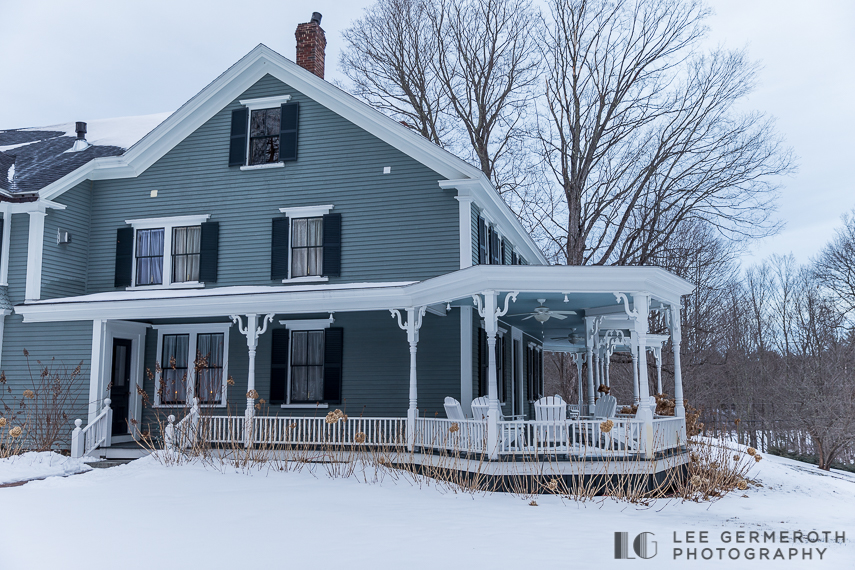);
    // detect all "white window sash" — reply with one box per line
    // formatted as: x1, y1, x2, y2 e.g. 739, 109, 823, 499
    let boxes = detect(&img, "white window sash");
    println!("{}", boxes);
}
125, 215, 209, 290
